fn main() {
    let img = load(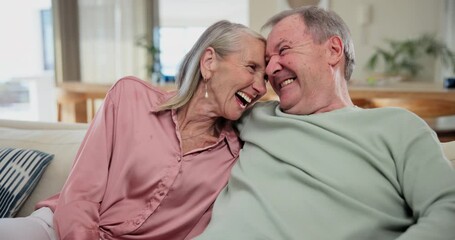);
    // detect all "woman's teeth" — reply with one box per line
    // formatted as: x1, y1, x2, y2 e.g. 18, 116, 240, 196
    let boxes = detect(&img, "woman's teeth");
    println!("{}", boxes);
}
280, 78, 295, 88
236, 91, 252, 107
